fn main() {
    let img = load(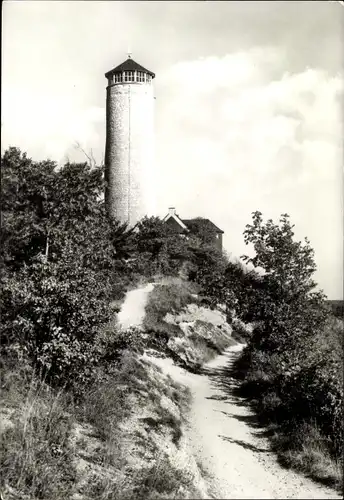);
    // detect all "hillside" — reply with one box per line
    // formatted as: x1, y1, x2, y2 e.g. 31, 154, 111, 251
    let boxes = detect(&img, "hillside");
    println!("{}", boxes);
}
1, 149, 343, 499
0, 279, 238, 499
